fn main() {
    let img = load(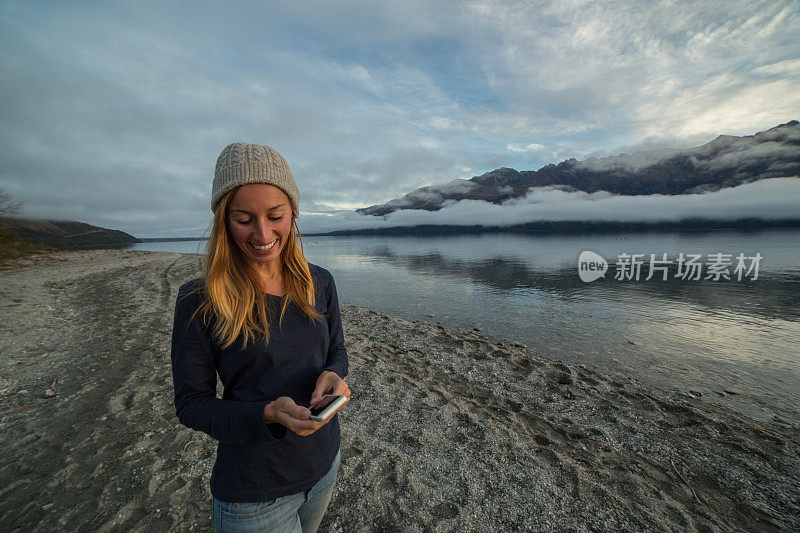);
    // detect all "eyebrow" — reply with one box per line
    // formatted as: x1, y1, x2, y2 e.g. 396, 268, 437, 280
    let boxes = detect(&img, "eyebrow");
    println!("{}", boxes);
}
230, 204, 289, 215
